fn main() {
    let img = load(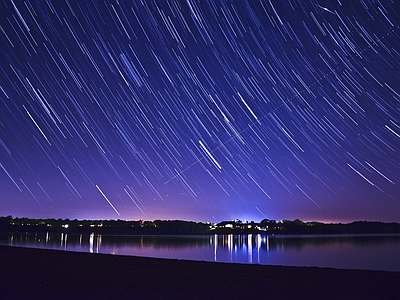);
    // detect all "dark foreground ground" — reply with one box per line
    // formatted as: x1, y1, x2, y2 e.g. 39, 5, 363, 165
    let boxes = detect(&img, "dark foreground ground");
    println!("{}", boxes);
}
1, 245, 399, 300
